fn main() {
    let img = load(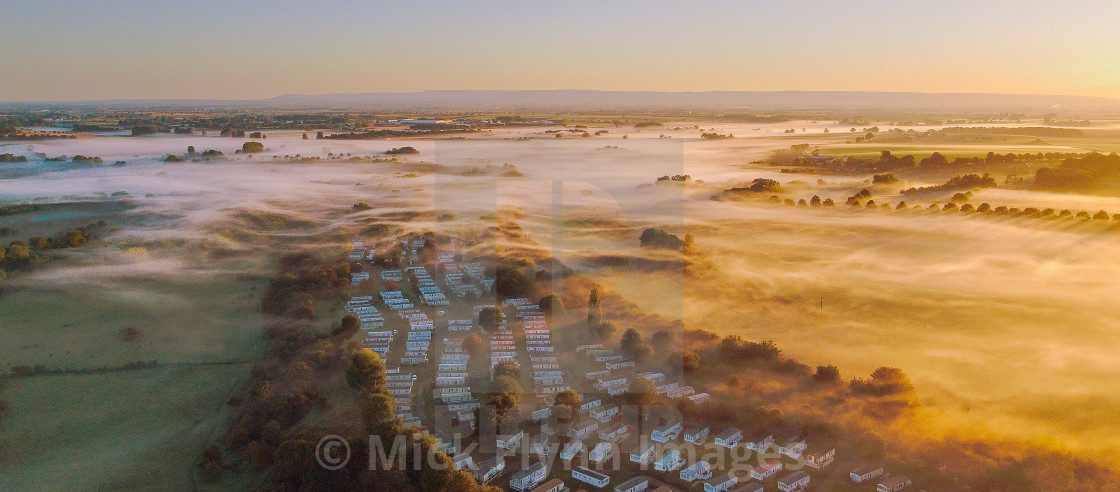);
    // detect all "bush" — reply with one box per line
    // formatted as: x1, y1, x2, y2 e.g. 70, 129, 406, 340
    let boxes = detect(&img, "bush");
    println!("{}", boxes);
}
850, 366, 914, 396
814, 365, 841, 384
